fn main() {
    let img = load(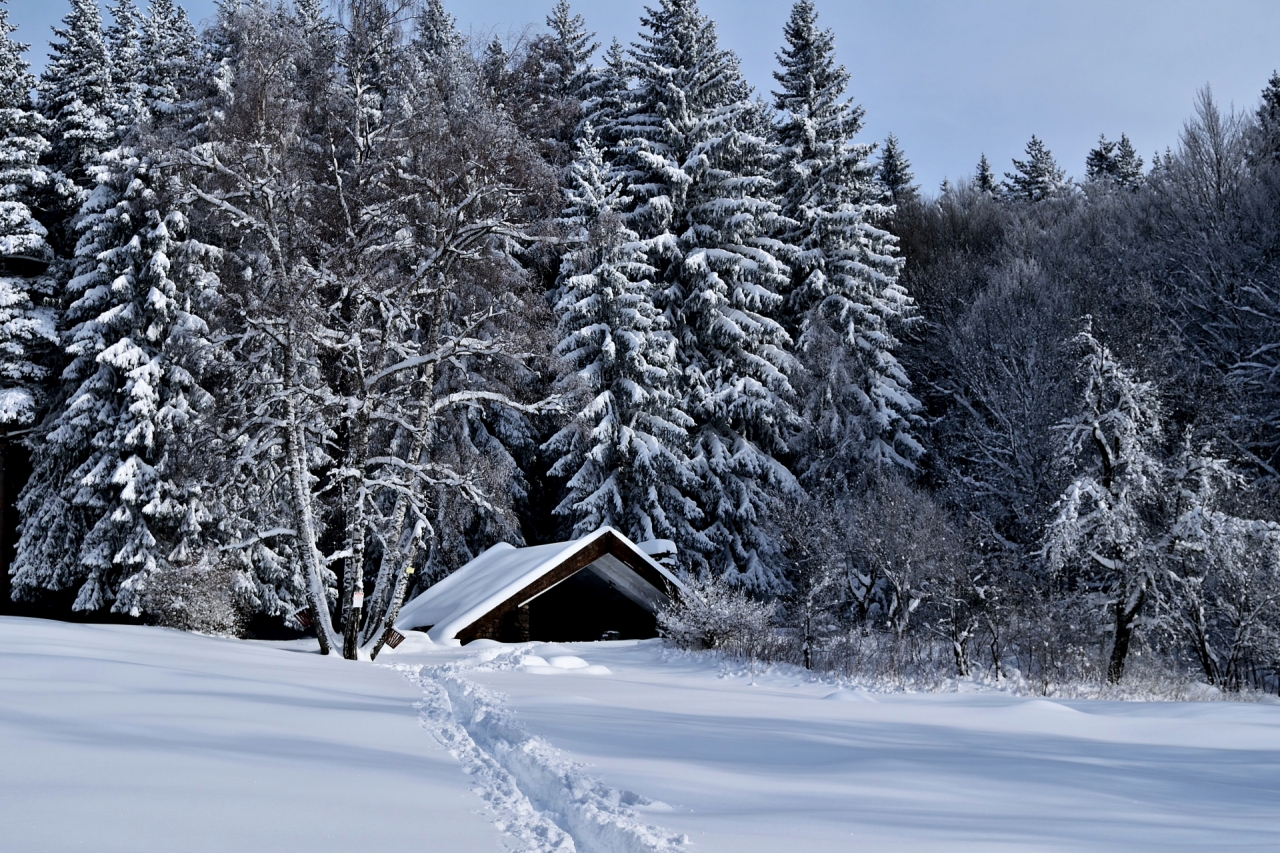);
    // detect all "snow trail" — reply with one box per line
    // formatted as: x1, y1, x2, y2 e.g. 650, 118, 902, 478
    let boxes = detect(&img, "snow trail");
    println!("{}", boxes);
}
398, 648, 688, 853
